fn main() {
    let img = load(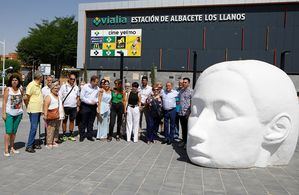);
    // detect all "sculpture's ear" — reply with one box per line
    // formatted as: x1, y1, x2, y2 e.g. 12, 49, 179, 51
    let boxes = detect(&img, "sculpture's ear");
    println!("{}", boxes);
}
264, 113, 291, 145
